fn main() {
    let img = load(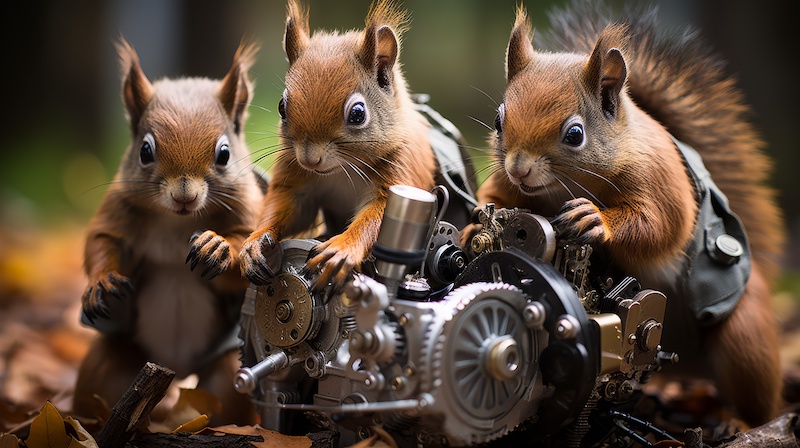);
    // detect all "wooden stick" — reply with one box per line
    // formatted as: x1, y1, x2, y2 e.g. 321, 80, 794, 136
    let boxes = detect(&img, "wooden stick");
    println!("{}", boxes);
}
94, 362, 175, 448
